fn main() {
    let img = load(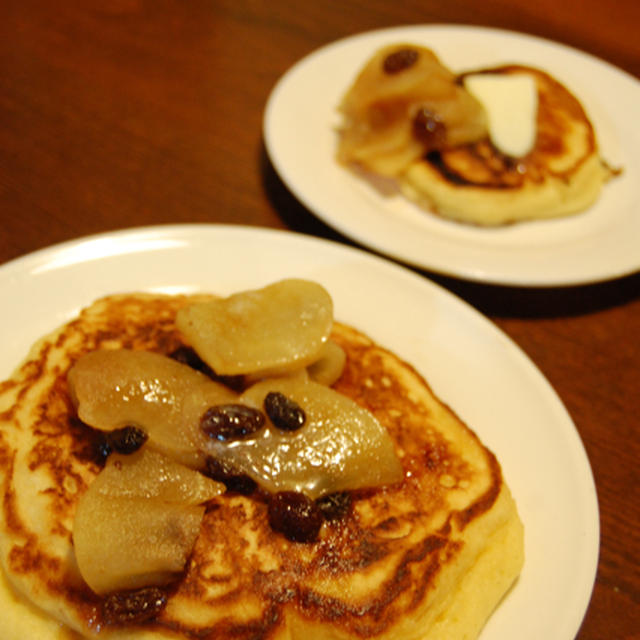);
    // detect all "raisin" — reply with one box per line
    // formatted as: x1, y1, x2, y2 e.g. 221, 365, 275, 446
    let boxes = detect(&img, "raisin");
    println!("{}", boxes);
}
102, 586, 167, 626
264, 392, 305, 432
204, 456, 257, 495
93, 433, 113, 463
91, 426, 147, 462
200, 404, 265, 441
412, 108, 447, 150
268, 491, 323, 542
383, 47, 419, 74
109, 426, 148, 454
316, 492, 352, 521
